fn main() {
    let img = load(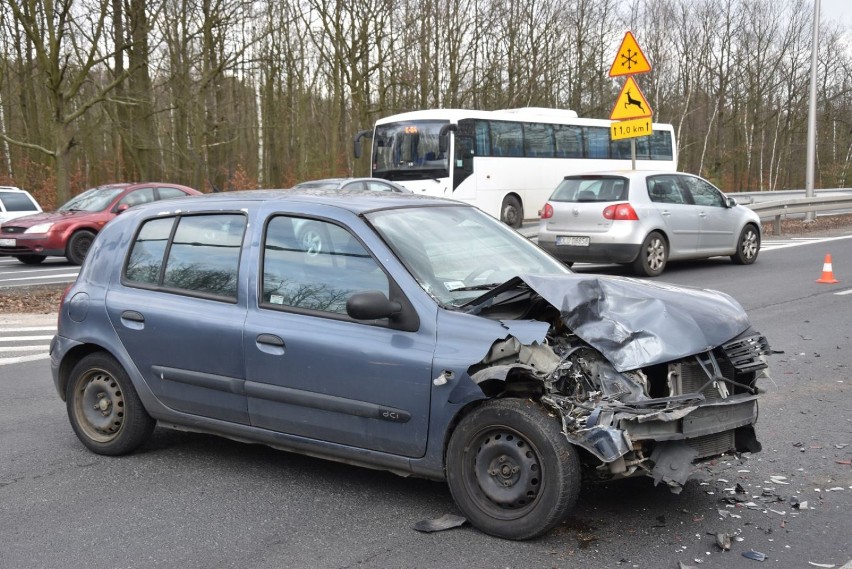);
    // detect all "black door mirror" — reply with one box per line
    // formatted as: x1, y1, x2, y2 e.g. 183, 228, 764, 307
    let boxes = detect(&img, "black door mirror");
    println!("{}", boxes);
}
346, 290, 401, 320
